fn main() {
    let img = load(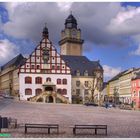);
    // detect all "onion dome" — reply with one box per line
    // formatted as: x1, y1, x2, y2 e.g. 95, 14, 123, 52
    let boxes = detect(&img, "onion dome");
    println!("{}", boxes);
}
65, 12, 77, 29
